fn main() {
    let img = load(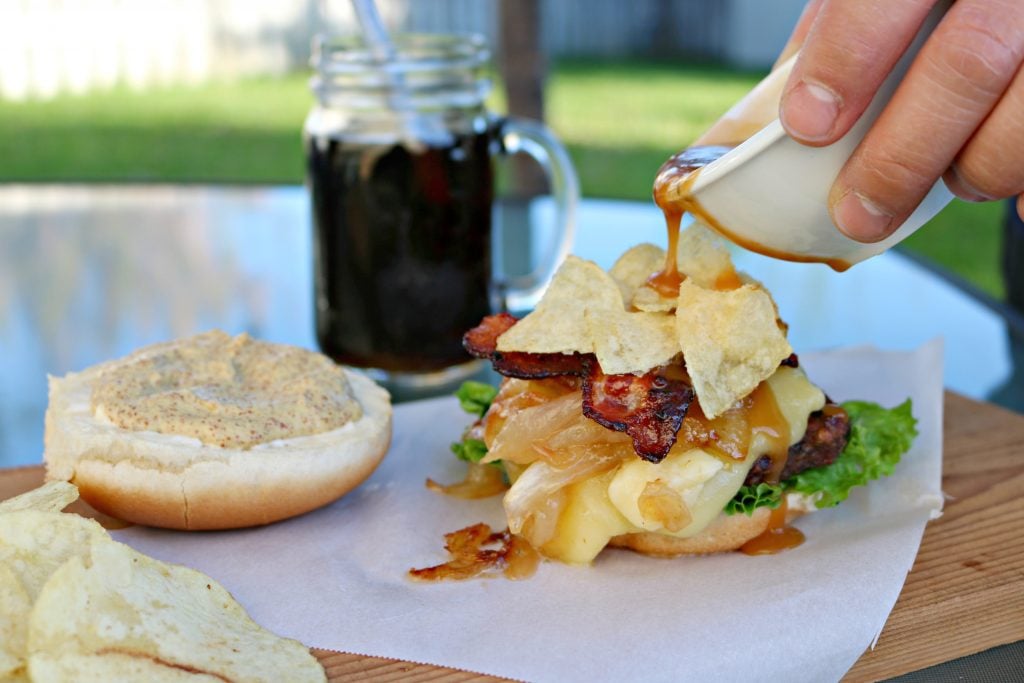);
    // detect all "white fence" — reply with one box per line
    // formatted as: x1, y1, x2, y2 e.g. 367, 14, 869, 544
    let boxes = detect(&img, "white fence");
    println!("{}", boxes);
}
0, 0, 318, 99
0, 0, 803, 100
